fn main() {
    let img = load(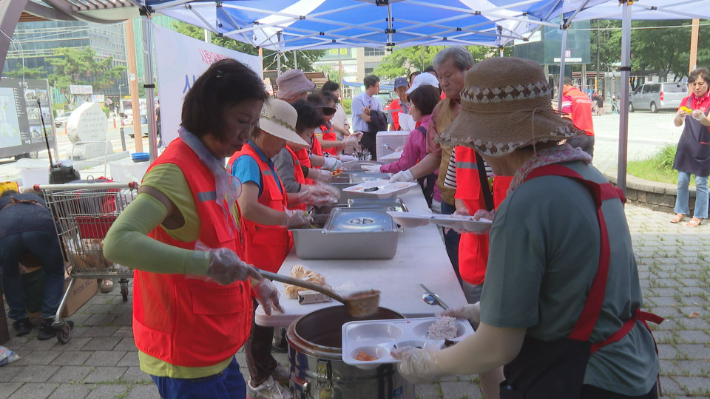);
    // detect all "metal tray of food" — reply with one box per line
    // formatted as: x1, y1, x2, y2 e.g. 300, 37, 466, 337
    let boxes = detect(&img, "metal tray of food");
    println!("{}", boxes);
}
291, 208, 400, 260
350, 172, 393, 183
347, 198, 408, 212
